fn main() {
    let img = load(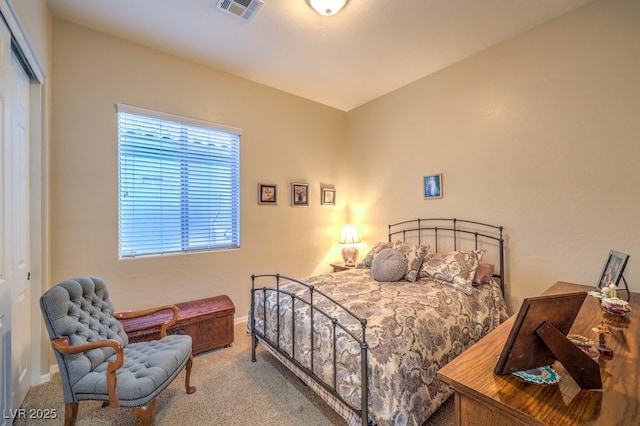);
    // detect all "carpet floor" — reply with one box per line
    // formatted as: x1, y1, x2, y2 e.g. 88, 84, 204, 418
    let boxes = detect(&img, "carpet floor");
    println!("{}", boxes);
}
16, 323, 453, 425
